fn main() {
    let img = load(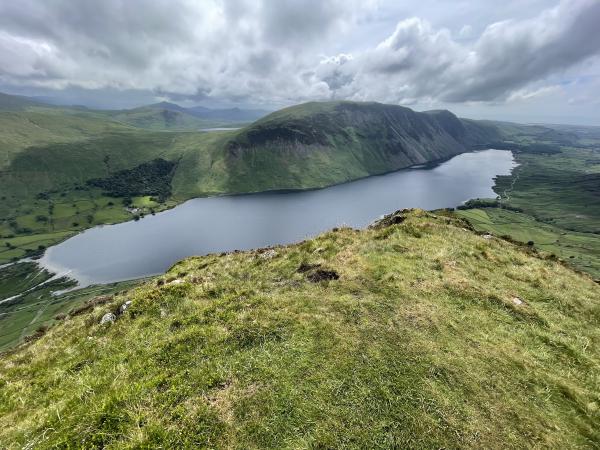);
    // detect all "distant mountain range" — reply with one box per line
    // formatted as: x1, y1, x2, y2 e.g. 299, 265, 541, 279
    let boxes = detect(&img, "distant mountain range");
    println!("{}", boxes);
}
0, 92, 270, 131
